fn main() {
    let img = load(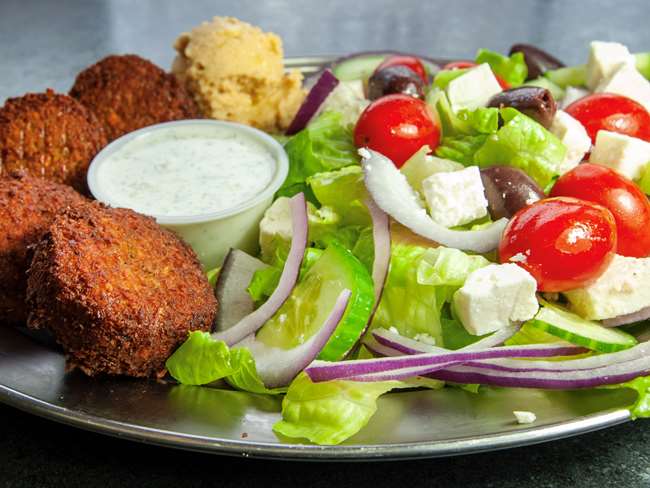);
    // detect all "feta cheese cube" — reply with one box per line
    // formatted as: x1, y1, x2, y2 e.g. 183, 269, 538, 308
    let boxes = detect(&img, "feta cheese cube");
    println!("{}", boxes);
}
586, 41, 635, 90
550, 110, 592, 173
453, 263, 539, 336
589, 130, 650, 180
560, 86, 590, 109
513, 411, 537, 424
446, 63, 503, 112
564, 254, 650, 320
421, 166, 488, 227
596, 61, 650, 113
